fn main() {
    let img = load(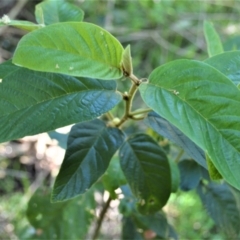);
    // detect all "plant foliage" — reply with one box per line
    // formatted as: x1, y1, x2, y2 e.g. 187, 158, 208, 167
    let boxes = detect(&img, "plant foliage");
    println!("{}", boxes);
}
1, 1, 240, 238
